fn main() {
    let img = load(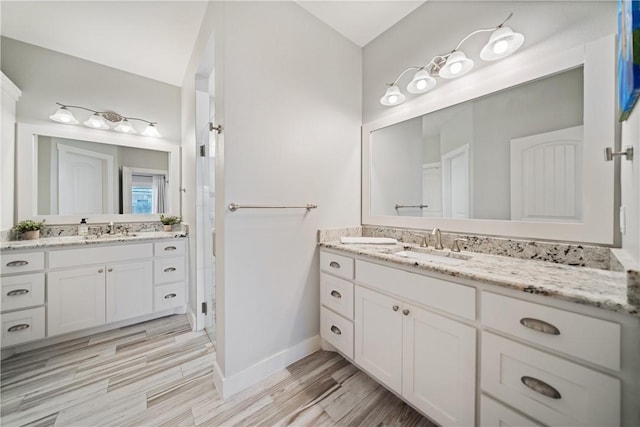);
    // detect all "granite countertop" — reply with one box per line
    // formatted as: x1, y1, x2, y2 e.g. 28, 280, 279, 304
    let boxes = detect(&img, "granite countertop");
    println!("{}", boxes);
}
1, 231, 187, 251
320, 241, 638, 317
